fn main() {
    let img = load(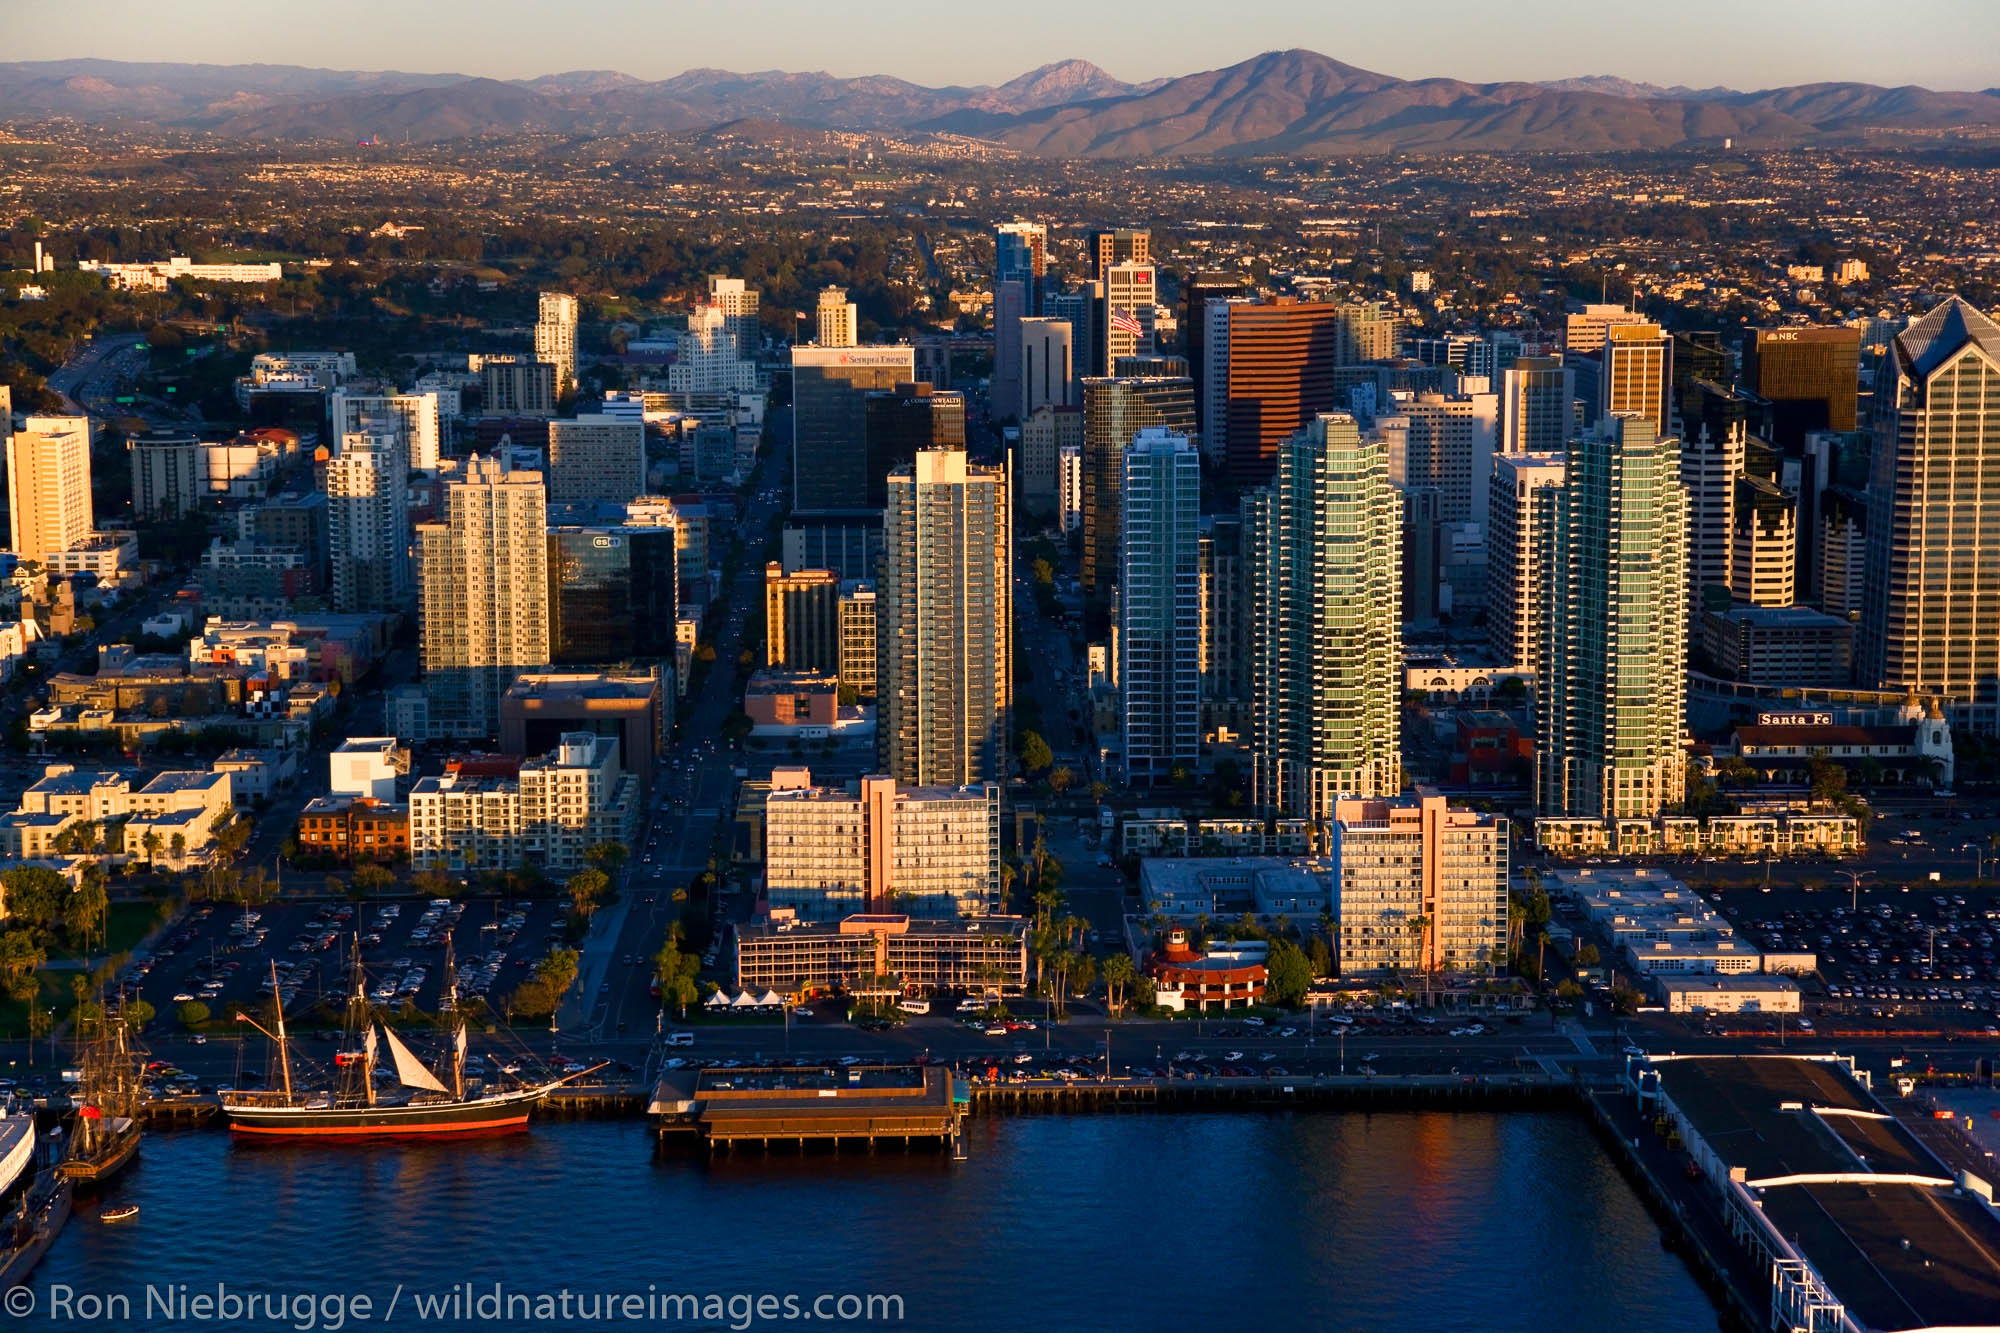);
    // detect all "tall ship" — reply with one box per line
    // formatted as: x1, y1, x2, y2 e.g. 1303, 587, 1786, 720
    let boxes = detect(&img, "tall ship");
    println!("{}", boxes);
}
222, 943, 595, 1138
57, 1001, 144, 1186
